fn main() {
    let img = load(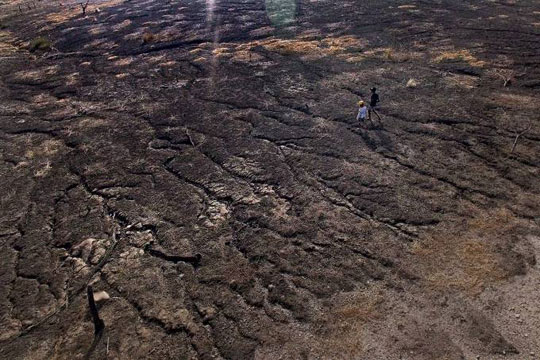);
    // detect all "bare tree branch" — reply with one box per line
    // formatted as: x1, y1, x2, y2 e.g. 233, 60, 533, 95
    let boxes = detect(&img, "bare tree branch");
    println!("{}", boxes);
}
185, 128, 196, 147
510, 124, 532, 154
80, 0, 89, 15
491, 69, 515, 87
